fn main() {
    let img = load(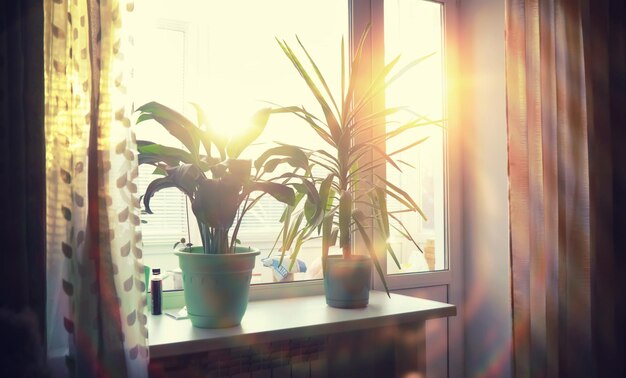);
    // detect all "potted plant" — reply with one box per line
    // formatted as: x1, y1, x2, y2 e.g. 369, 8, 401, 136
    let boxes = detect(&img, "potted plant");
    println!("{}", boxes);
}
136, 102, 315, 327
271, 27, 441, 308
